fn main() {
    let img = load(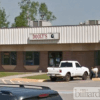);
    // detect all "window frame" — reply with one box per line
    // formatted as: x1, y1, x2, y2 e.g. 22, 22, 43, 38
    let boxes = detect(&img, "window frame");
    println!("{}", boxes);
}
60, 62, 73, 67
2, 52, 17, 65
76, 63, 81, 68
24, 51, 40, 65
48, 51, 62, 67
